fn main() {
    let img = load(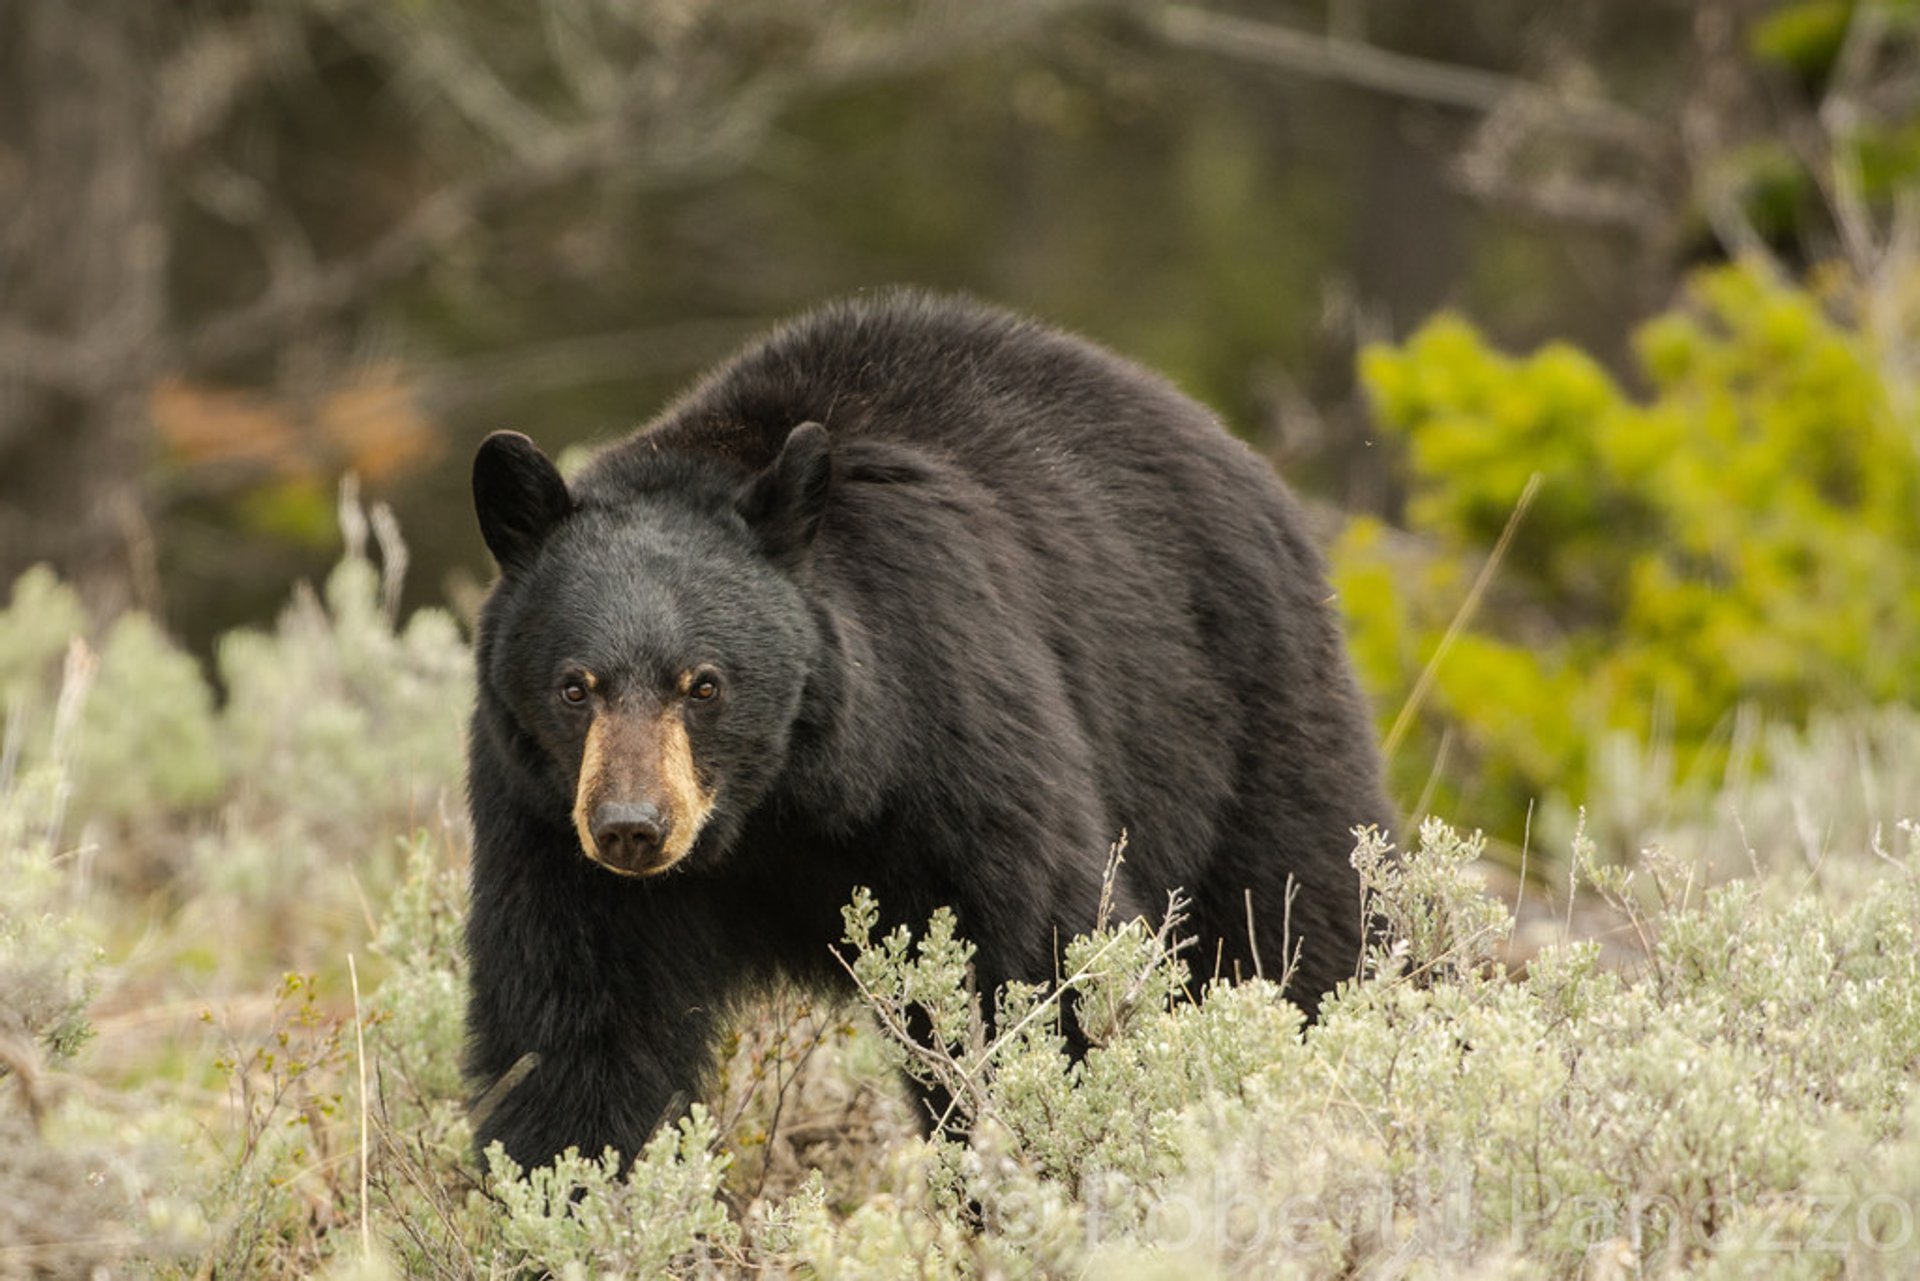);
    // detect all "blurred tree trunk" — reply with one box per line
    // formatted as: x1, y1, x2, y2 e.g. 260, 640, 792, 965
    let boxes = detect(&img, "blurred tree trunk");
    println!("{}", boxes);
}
0, 0, 166, 616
